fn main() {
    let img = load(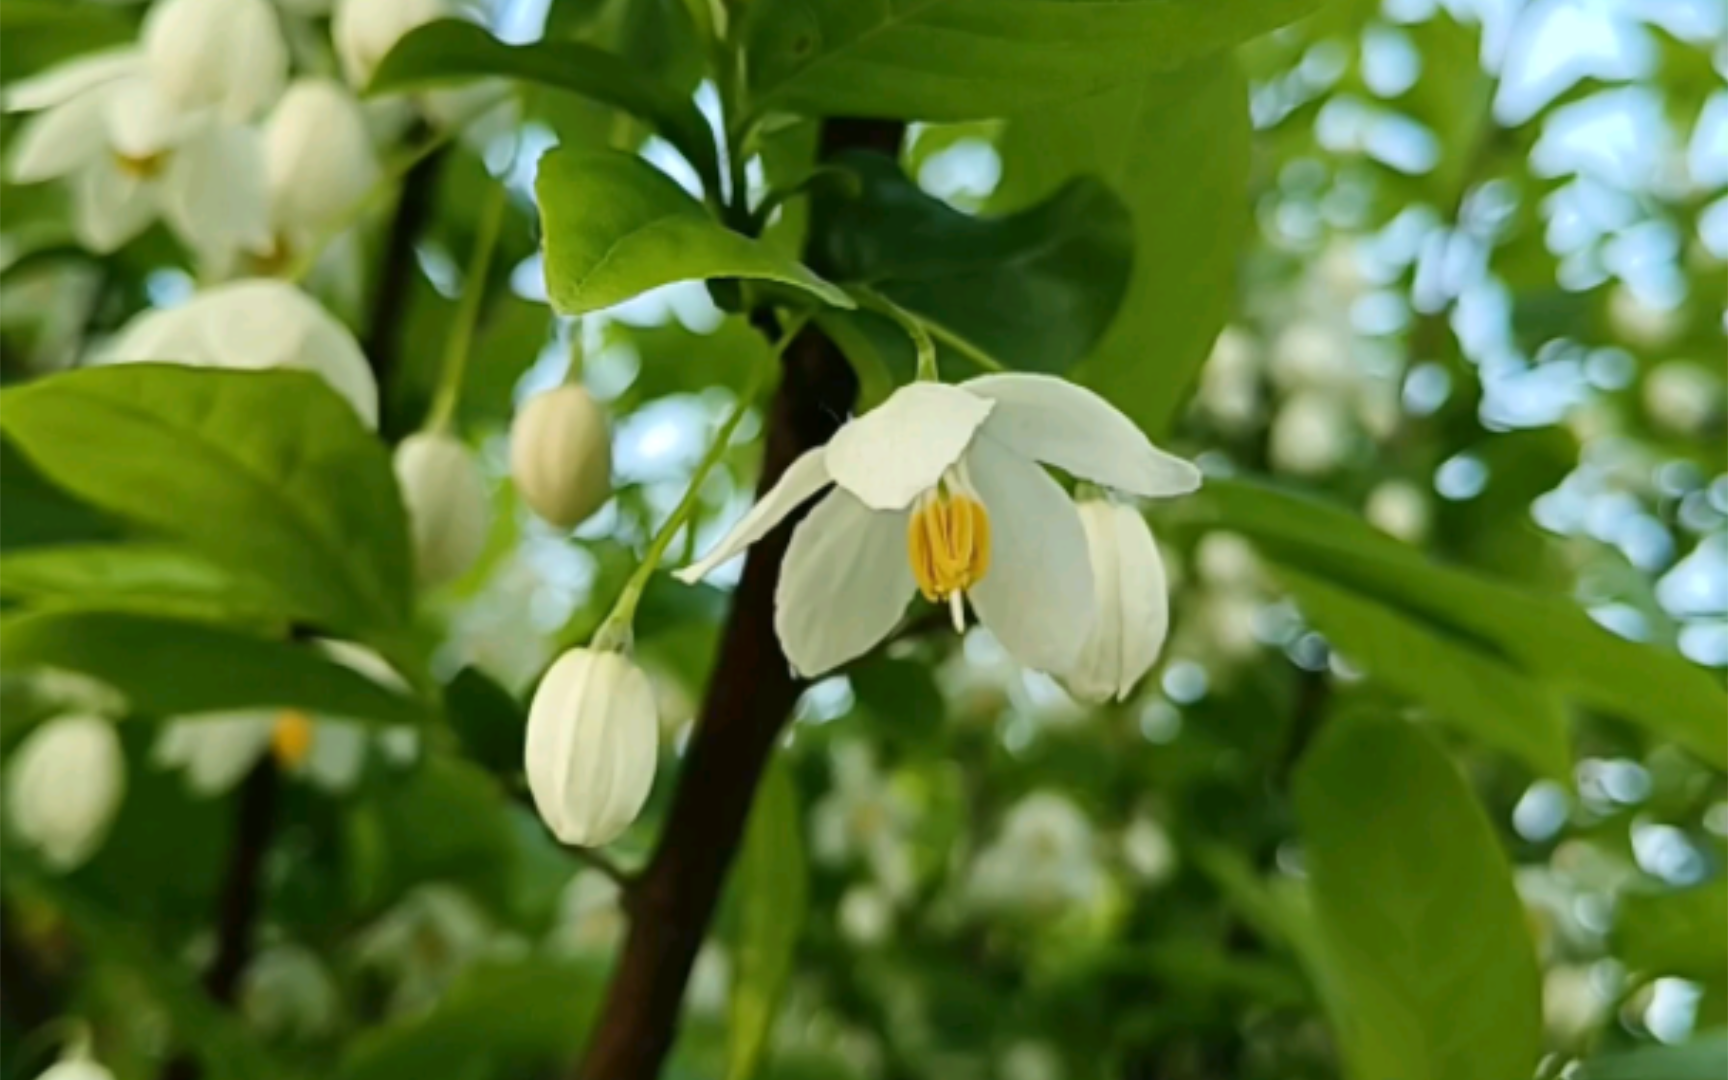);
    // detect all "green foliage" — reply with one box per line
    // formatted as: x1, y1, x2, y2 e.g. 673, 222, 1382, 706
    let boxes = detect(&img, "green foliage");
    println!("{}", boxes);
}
1296, 717, 1542, 1080
1614, 879, 1728, 983
727, 759, 810, 1080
